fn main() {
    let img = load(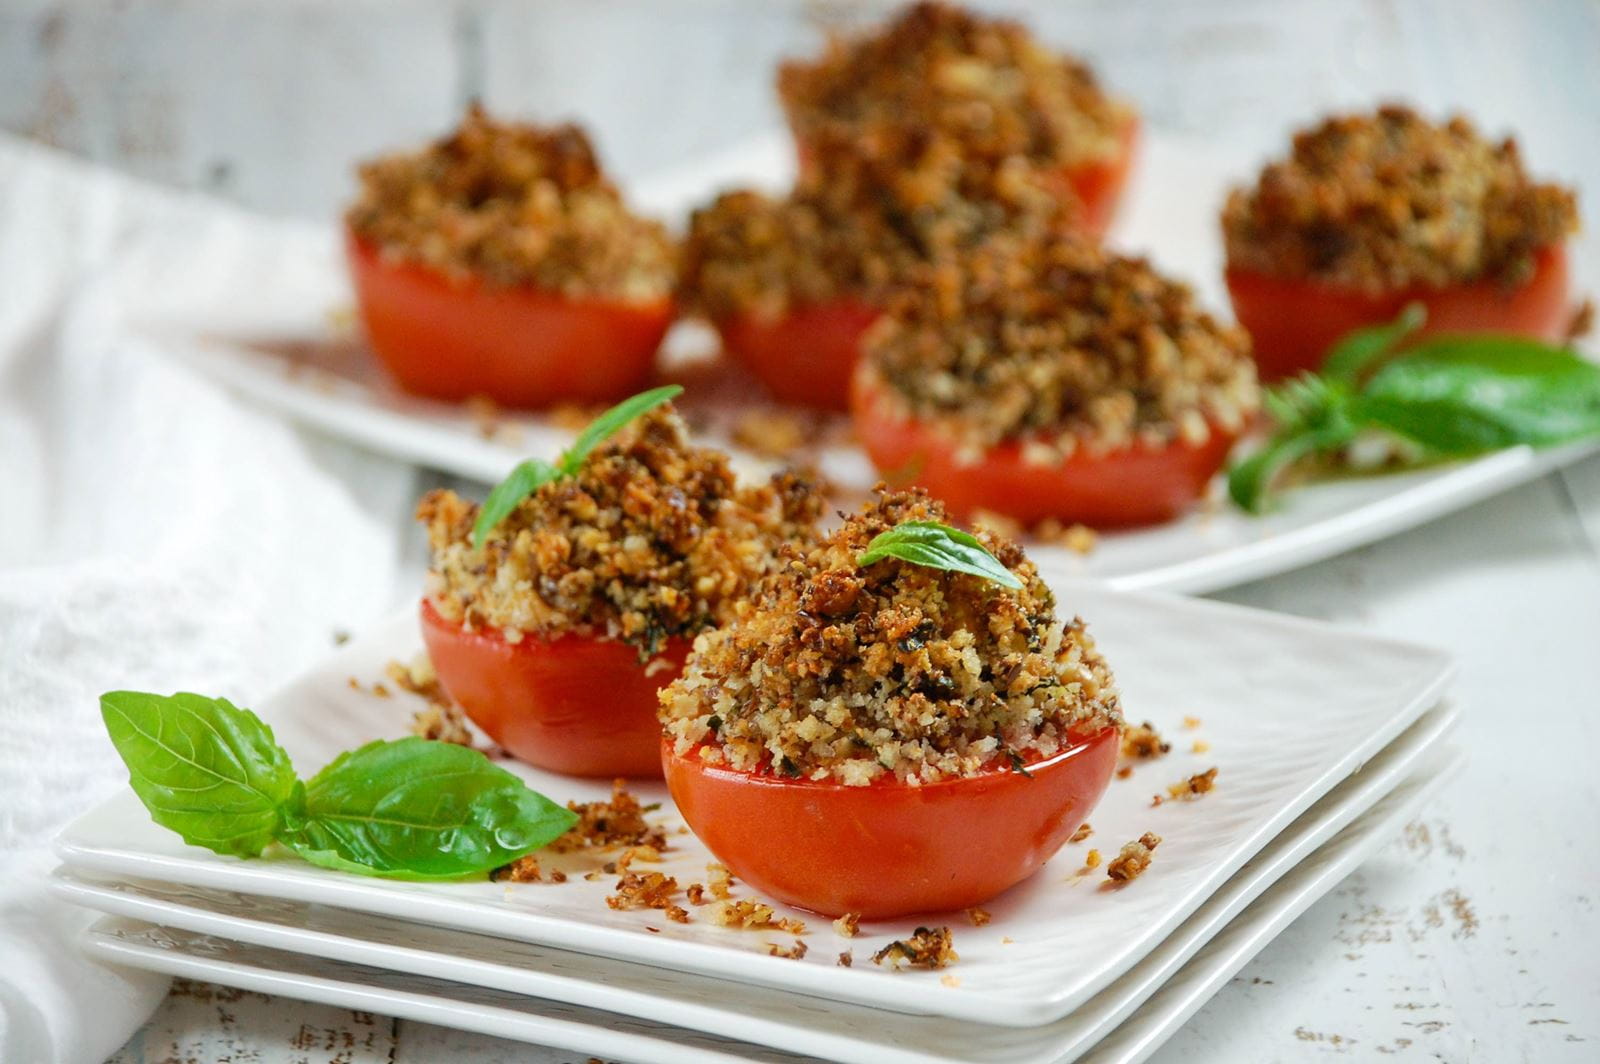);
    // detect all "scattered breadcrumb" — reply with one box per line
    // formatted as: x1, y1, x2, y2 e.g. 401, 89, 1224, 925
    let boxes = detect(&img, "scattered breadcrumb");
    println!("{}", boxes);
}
941, 974, 962, 988
388, 655, 476, 747
712, 899, 807, 935
686, 883, 708, 906
1121, 721, 1171, 760
1192, 739, 1211, 754
1106, 833, 1162, 883
873, 926, 958, 970
1115, 766, 1133, 779
1162, 767, 1218, 803
768, 939, 809, 960
1567, 298, 1595, 342
838, 951, 854, 967
1084, 848, 1102, 869
1181, 715, 1202, 729
707, 862, 736, 899
965, 907, 991, 927
1000, 936, 1014, 945
491, 857, 544, 883
1034, 520, 1098, 556
833, 912, 861, 938
550, 780, 668, 853
605, 872, 681, 914
1069, 821, 1094, 844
